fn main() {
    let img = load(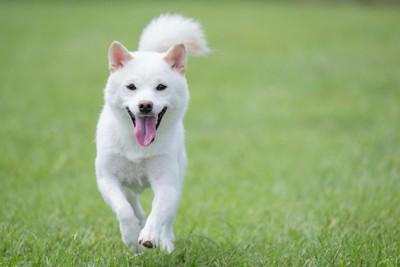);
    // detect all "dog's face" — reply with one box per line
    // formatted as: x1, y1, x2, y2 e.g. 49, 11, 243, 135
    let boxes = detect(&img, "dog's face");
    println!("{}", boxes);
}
105, 42, 189, 146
